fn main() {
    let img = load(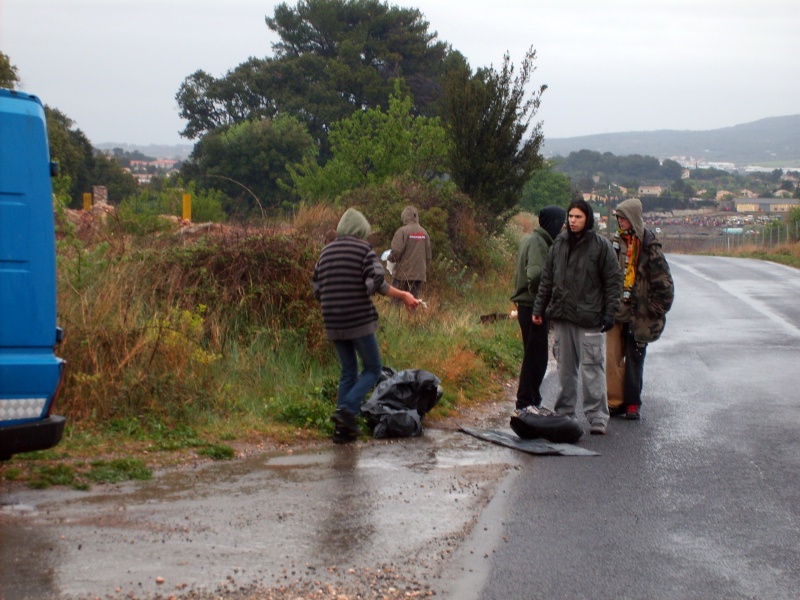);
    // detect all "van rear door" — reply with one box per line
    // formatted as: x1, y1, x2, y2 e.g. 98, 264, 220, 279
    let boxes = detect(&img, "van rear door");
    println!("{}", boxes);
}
0, 88, 66, 460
